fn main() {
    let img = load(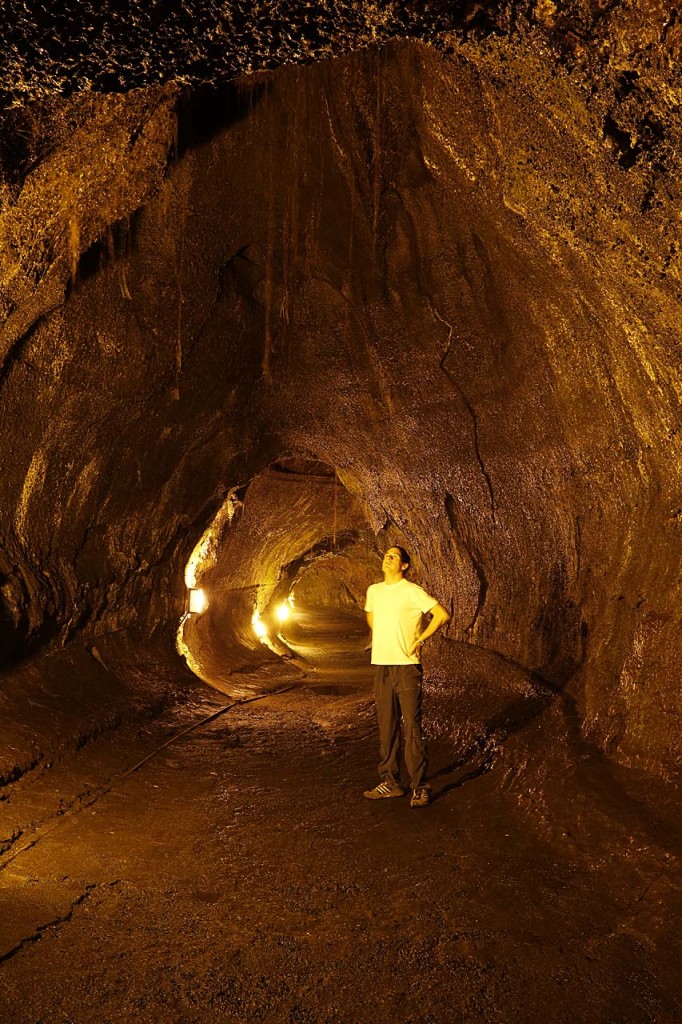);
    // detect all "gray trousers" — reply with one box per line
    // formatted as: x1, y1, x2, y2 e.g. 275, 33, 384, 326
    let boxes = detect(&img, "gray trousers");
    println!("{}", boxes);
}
374, 664, 427, 790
